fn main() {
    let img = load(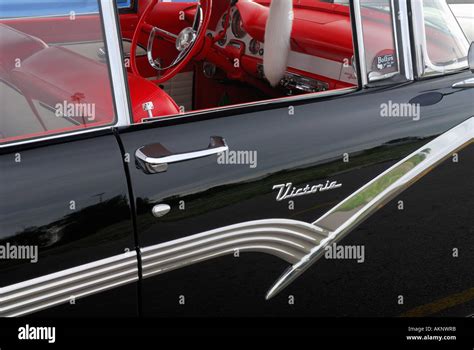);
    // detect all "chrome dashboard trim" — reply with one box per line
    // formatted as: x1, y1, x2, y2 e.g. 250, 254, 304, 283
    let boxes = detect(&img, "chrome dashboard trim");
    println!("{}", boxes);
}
0, 251, 138, 317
